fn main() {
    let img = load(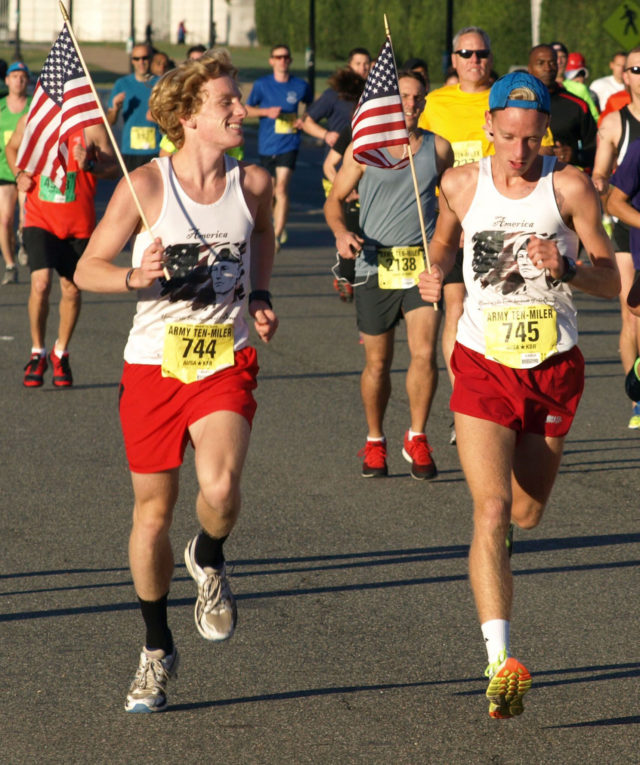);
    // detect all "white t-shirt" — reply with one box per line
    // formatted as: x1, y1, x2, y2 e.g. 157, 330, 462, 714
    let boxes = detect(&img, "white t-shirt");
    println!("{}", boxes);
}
589, 75, 624, 110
